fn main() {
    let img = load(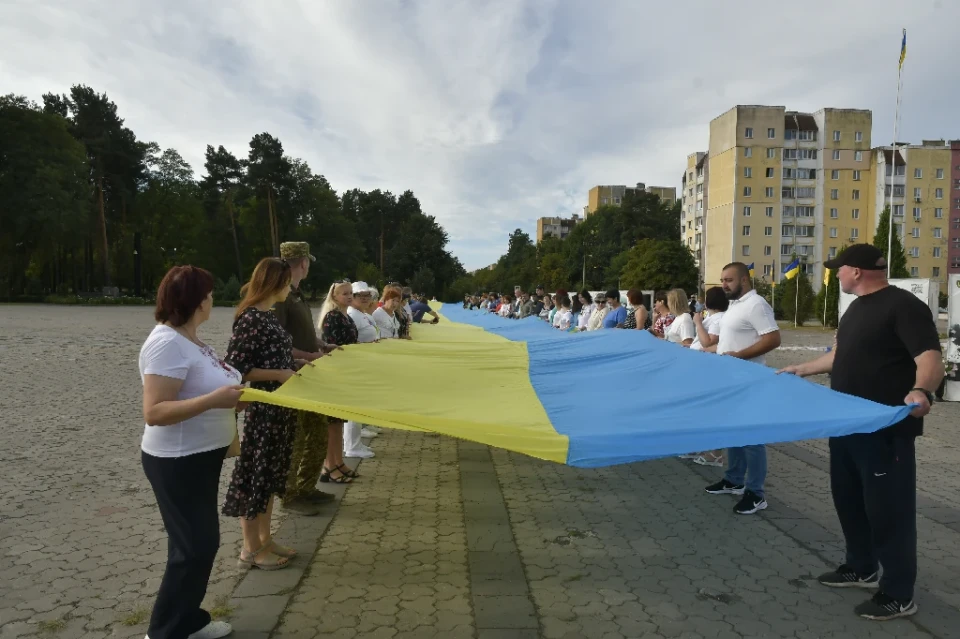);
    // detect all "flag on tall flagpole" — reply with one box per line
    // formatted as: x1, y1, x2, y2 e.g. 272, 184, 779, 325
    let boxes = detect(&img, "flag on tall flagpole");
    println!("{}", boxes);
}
747, 262, 755, 278
823, 267, 831, 286
783, 258, 800, 280
899, 29, 907, 69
